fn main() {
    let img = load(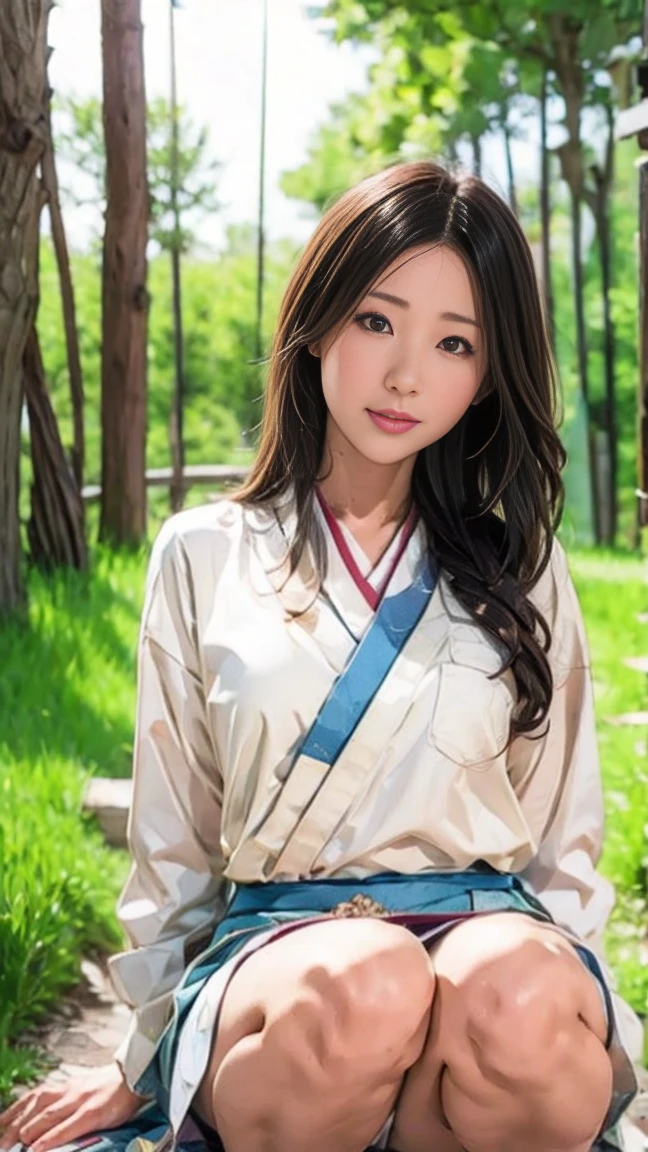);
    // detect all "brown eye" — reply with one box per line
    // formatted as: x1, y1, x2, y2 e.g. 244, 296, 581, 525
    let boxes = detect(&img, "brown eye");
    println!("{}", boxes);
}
353, 312, 392, 335
439, 336, 474, 356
